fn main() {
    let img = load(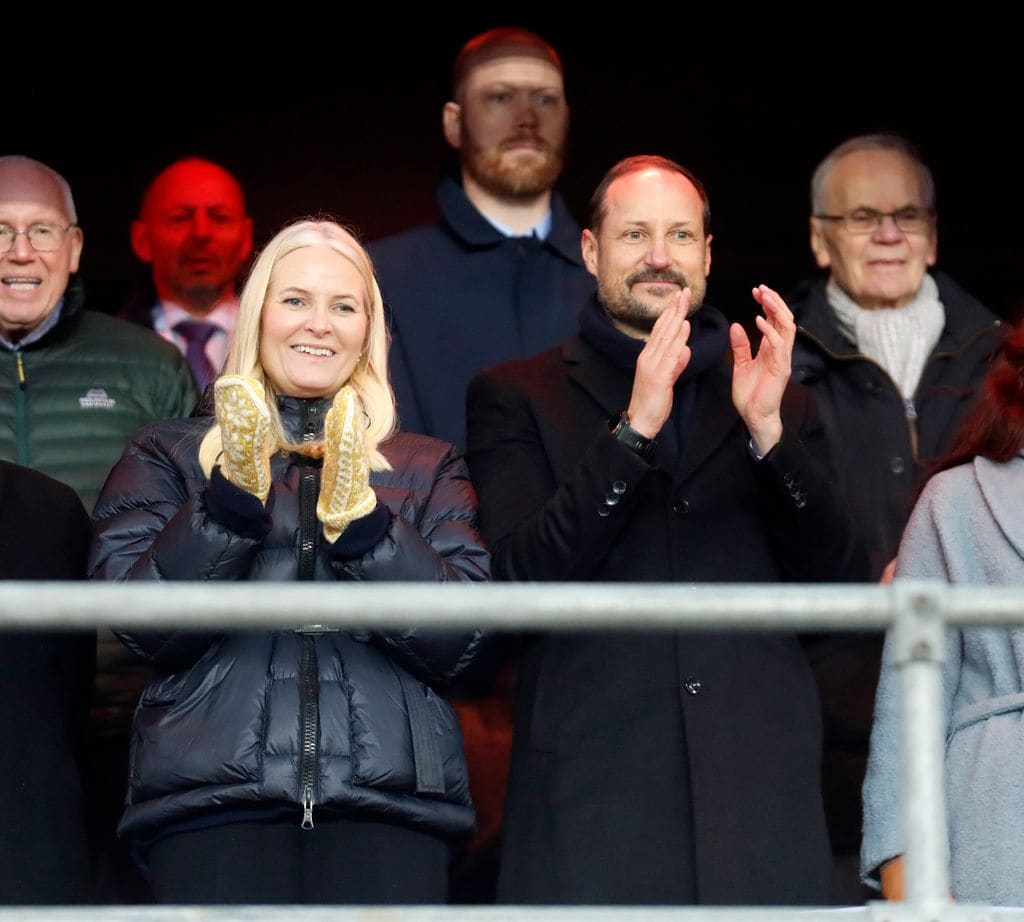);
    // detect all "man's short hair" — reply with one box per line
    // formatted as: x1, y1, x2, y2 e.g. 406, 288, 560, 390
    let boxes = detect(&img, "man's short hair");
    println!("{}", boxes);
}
452, 27, 562, 98
588, 155, 711, 235
0, 155, 77, 223
810, 133, 936, 214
